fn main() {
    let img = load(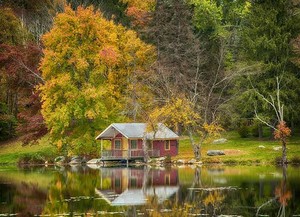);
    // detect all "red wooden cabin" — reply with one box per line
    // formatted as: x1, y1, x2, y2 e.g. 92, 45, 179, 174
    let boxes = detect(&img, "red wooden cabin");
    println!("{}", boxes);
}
95, 123, 179, 161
